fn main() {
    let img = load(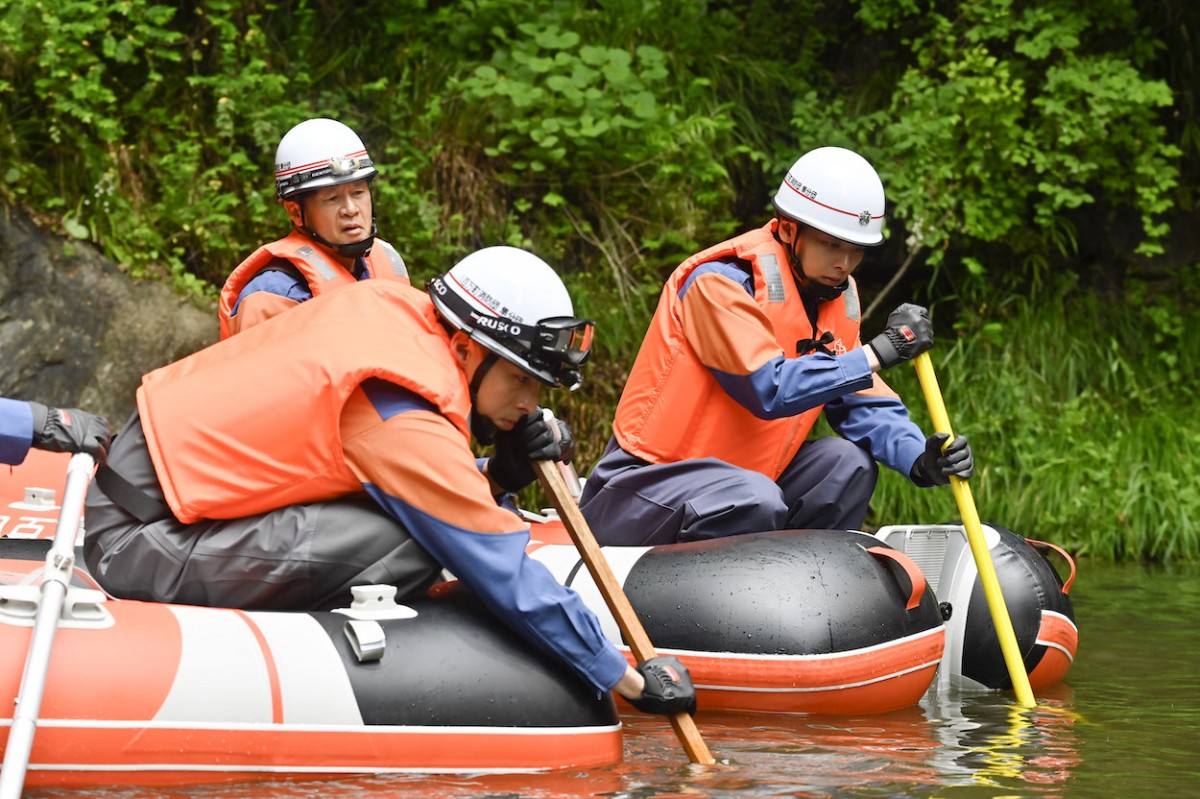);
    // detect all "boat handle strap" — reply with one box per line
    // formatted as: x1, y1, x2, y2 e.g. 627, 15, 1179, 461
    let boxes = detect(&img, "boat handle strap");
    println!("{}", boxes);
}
1023, 538, 1077, 595
865, 545, 926, 611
